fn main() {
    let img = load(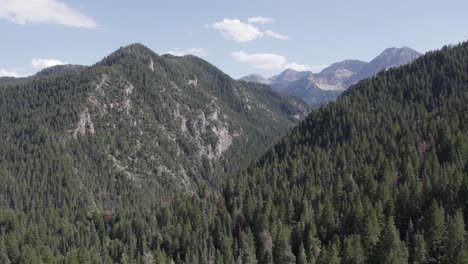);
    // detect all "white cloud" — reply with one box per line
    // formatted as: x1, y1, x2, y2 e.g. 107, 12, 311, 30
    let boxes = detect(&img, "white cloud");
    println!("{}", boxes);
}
265, 30, 289, 40
284, 62, 311, 71
166, 48, 207, 57
232, 51, 287, 69
209, 19, 264, 42
209, 17, 291, 42
0, 0, 97, 28
0, 69, 19, 77
247, 16, 274, 24
31, 58, 66, 70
